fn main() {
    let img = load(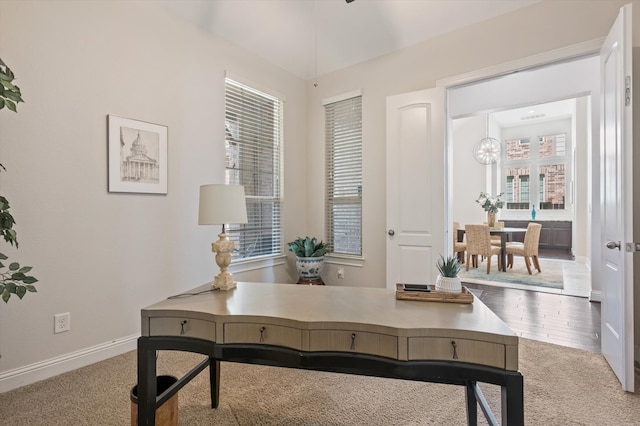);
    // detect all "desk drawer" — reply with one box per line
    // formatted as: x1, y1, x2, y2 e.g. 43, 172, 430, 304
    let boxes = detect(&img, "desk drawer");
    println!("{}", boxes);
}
408, 337, 505, 368
224, 323, 302, 350
149, 317, 215, 341
309, 330, 398, 359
